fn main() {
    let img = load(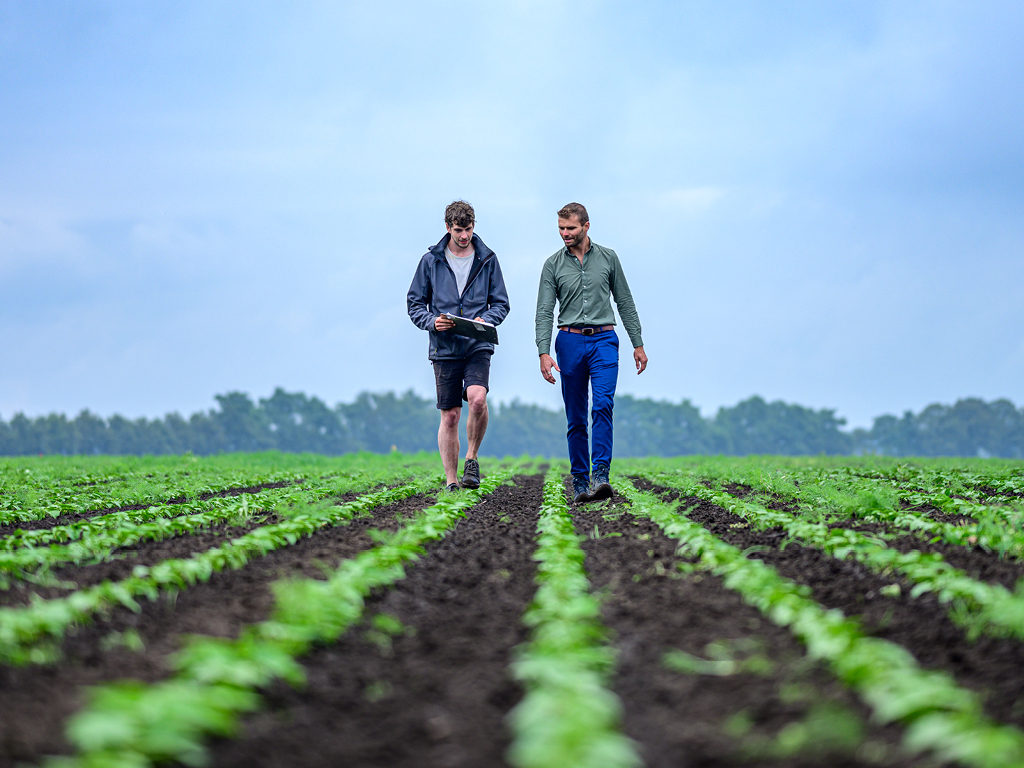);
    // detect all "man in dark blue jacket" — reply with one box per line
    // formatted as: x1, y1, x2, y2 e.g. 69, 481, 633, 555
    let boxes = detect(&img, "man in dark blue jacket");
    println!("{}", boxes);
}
407, 201, 510, 491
